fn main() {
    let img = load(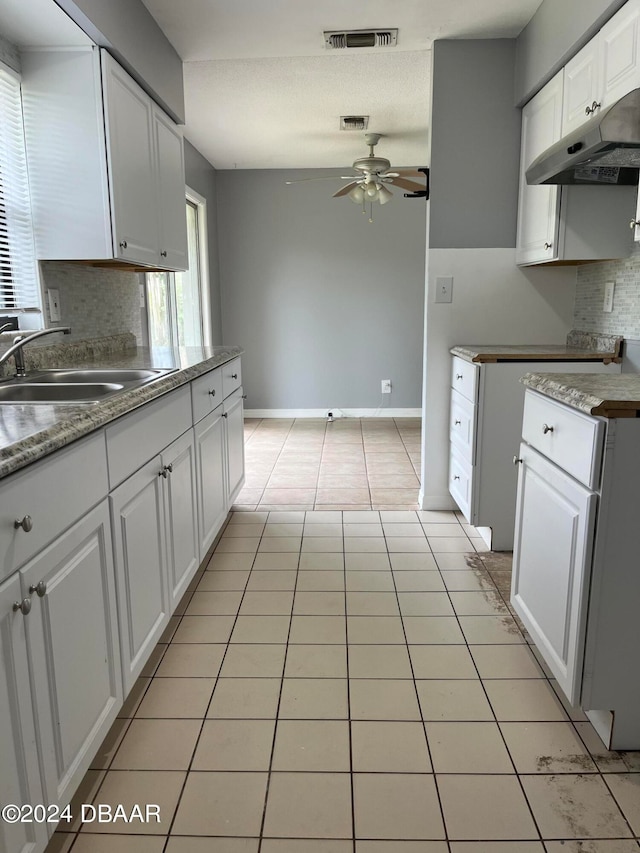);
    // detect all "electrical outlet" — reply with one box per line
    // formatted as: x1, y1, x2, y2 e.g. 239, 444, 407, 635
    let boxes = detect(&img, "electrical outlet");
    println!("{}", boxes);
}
47, 288, 61, 322
381, 380, 391, 394
603, 281, 615, 313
